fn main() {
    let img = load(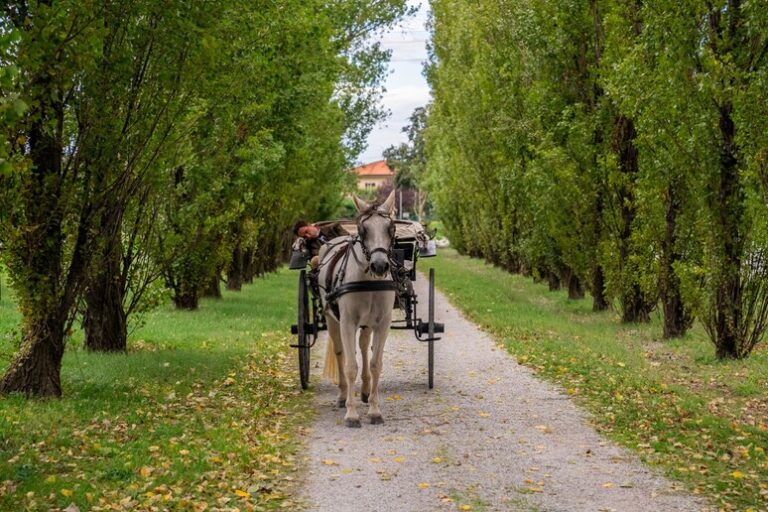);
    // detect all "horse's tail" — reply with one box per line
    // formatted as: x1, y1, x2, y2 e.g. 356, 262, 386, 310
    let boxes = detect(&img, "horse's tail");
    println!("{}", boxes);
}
322, 335, 340, 385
